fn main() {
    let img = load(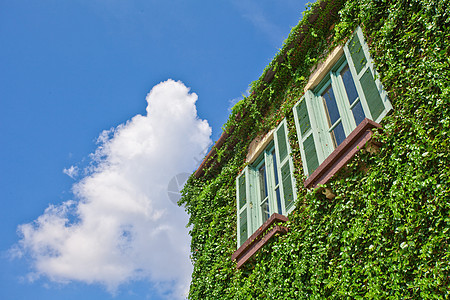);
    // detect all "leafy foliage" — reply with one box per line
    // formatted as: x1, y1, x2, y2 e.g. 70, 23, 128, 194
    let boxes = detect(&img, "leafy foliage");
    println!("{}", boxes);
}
180, 0, 450, 298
